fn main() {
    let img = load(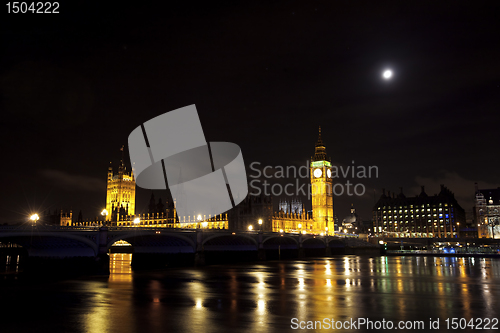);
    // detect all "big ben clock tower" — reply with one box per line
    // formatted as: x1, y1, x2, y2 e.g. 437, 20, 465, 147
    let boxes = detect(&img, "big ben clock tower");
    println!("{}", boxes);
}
310, 127, 334, 233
